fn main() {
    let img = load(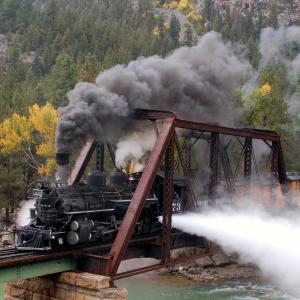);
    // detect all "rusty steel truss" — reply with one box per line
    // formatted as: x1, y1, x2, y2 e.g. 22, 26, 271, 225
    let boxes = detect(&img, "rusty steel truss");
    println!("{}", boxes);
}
67, 109, 288, 282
